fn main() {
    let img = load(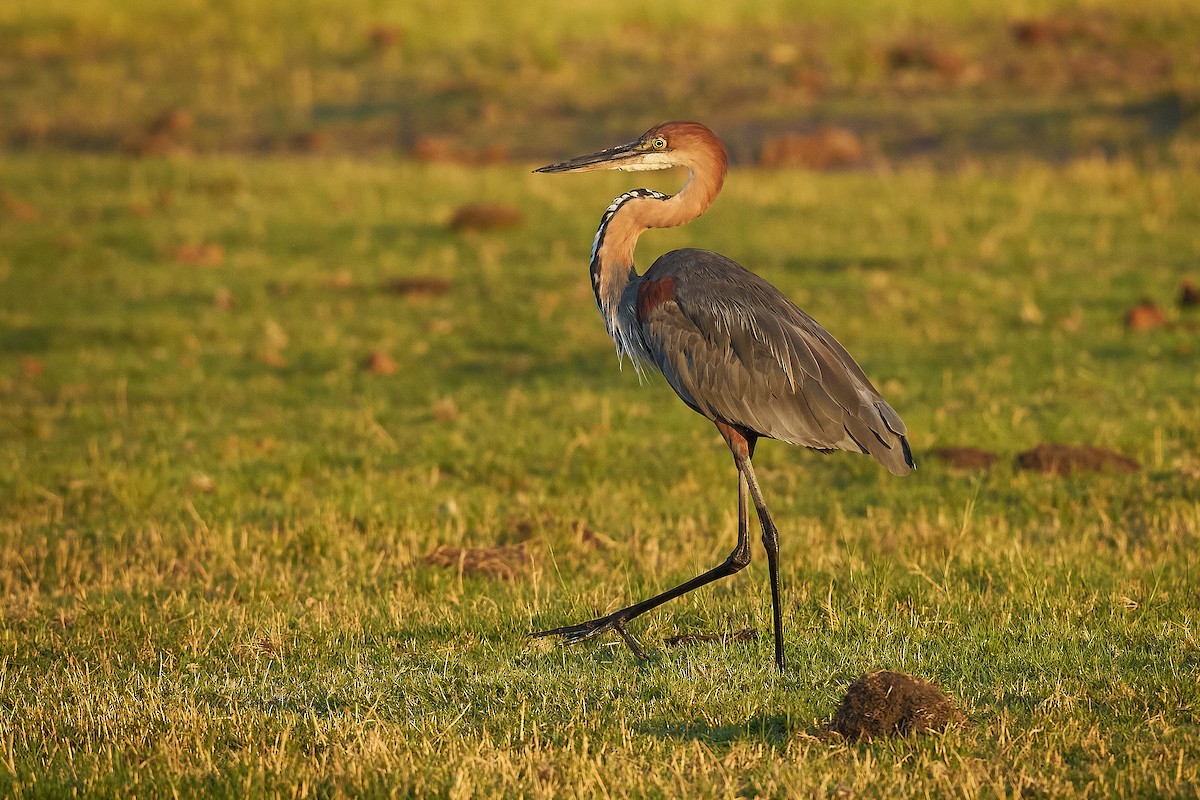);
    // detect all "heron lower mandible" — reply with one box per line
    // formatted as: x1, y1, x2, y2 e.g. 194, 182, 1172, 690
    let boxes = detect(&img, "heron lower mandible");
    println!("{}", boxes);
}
530, 122, 914, 672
